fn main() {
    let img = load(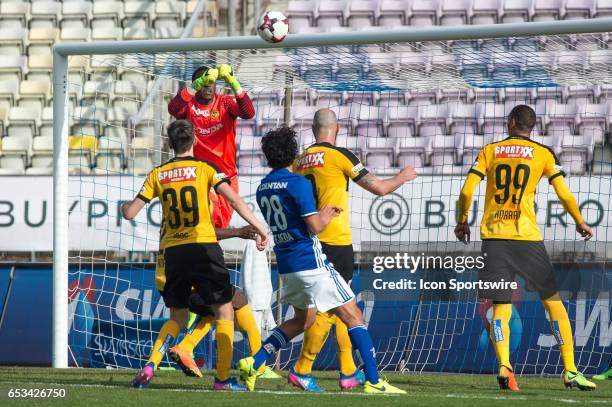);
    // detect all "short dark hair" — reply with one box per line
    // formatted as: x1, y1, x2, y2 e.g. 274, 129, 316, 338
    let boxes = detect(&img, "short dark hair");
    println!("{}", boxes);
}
261, 127, 298, 170
508, 105, 536, 132
192, 65, 210, 82
167, 120, 194, 154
